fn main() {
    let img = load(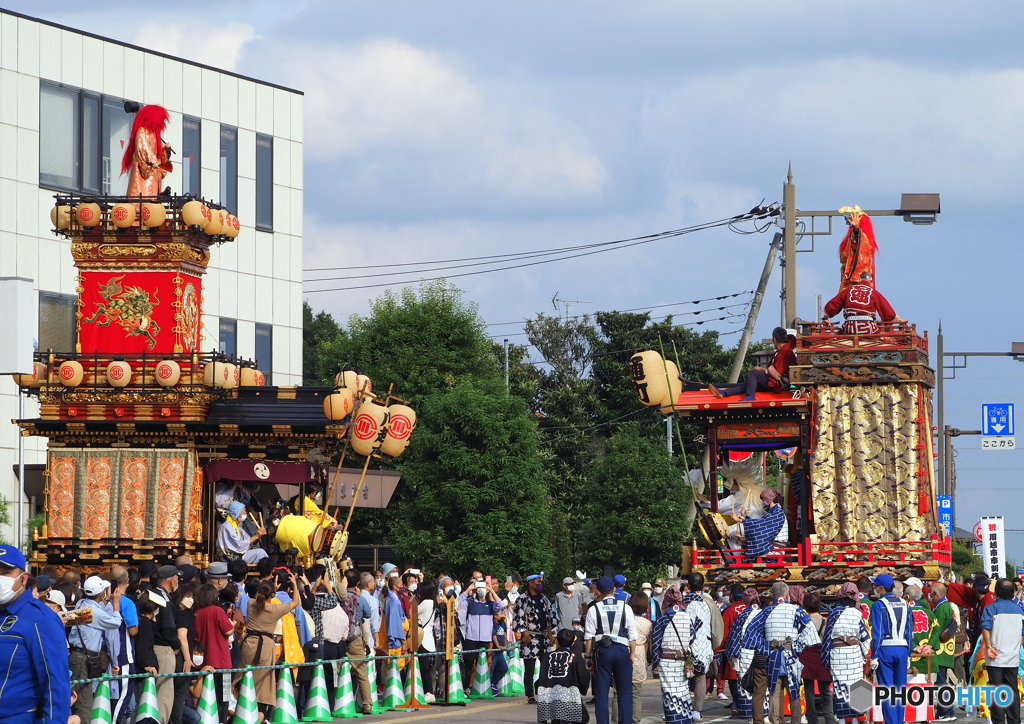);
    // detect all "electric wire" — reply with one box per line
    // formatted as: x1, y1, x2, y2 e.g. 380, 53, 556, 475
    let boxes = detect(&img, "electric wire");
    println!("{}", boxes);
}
484, 293, 752, 328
